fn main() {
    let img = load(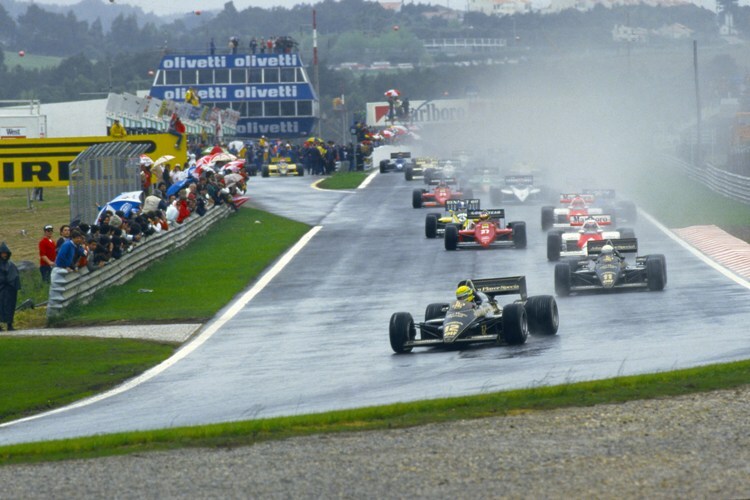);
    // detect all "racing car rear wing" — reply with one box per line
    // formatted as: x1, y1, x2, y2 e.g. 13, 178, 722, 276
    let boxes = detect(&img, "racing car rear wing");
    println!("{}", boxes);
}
467, 276, 528, 300
560, 193, 595, 204
271, 156, 294, 164
446, 199, 480, 212
582, 188, 615, 200
505, 175, 533, 185
587, 238, 638, 254
569, 214, 613, 226
390, 152, 411, 159
467, 208, 504, 220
